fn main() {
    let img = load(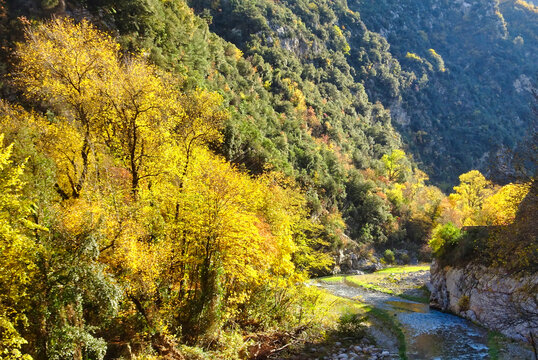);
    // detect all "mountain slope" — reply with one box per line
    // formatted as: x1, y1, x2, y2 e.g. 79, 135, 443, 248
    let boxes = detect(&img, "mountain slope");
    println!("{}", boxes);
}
189, 0, 537, 188
349, 0, 537, 186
